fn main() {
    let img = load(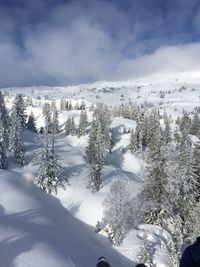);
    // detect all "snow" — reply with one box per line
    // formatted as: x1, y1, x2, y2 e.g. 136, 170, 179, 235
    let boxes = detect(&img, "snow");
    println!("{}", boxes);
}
2, 72, 200, 266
